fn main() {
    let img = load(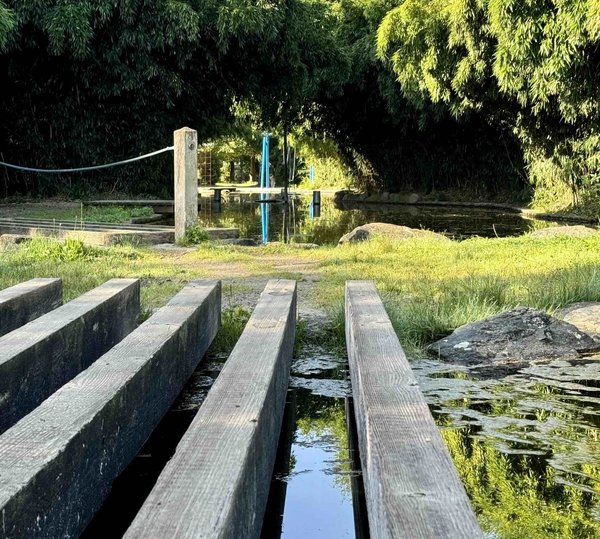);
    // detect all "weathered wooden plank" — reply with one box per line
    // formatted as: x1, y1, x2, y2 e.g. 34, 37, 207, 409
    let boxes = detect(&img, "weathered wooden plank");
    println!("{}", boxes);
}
0, 280, 220, 539
125, 279, 297, 539
0, 278, 140, 434
0, 278, 62, 337
345, 281, 482, 539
